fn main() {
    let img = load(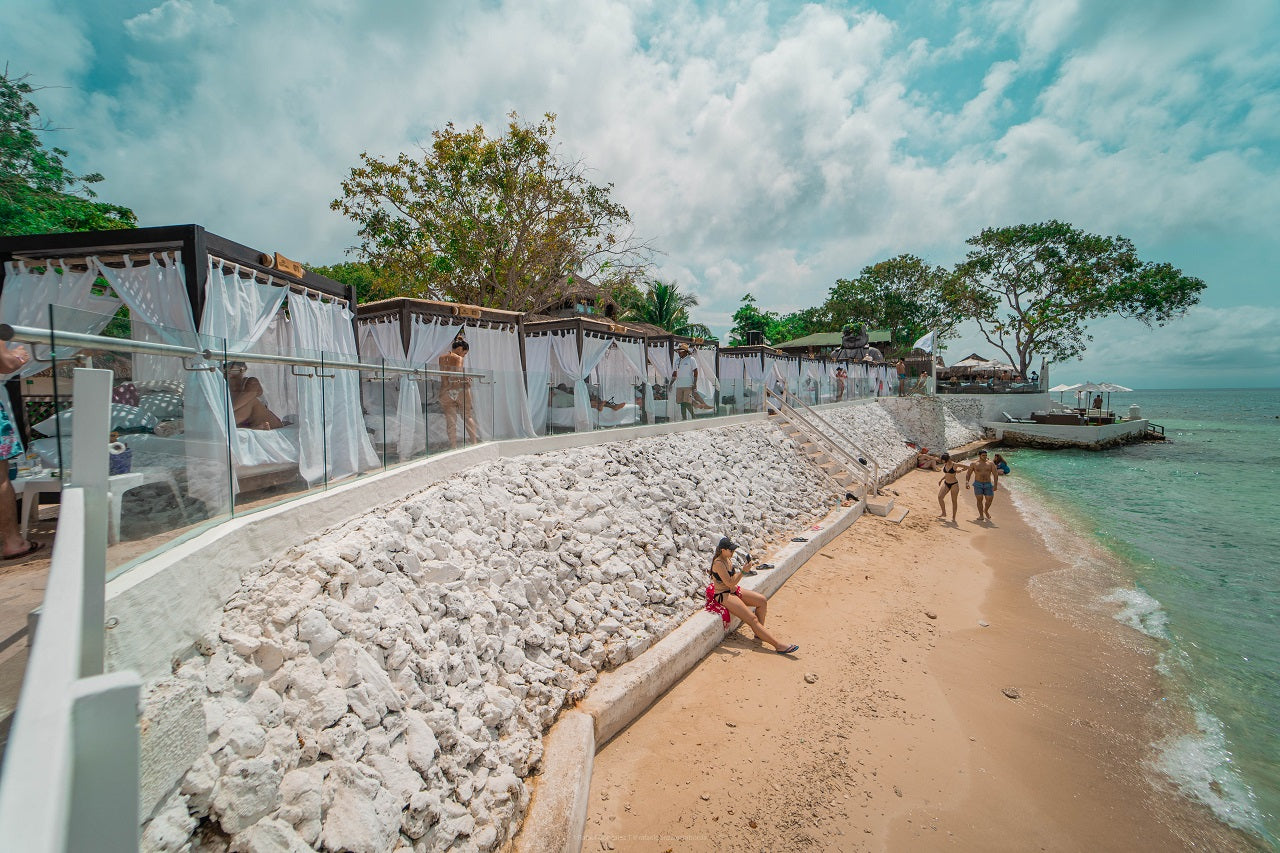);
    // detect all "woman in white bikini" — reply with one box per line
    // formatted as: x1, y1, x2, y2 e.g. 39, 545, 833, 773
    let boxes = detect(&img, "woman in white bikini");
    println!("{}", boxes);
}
705, 537, 799, 655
